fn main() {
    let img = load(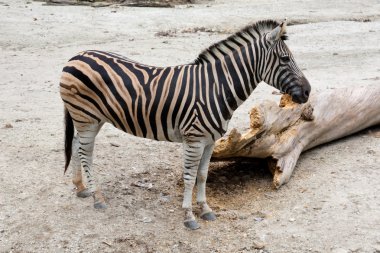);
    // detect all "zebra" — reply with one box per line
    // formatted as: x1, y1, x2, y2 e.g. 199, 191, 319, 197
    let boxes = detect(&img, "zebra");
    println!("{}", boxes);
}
60, 19, 311, 230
